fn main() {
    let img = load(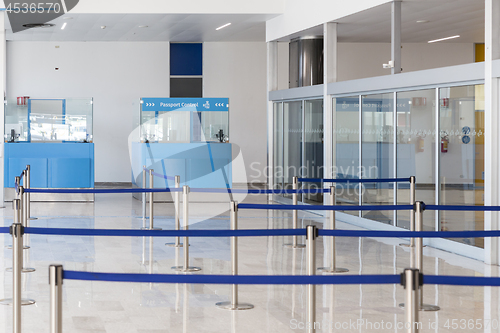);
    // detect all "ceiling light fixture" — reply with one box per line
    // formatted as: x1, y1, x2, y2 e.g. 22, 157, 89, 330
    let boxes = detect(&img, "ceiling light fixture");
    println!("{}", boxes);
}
101, 26, 106, 29
61, 22, 67, 30
428, 35, 460, 43
138, 25, 148, 28
216, 23, 231, 31
416, 20, 429, 23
